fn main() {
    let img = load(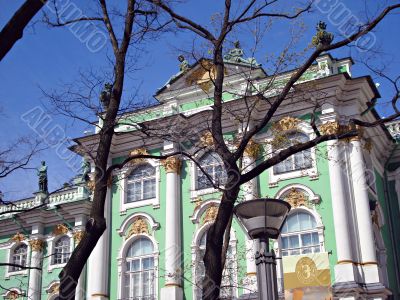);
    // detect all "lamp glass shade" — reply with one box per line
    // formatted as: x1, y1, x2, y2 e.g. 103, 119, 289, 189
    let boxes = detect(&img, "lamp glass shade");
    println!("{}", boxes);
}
234, 198, 291, 239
